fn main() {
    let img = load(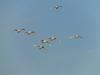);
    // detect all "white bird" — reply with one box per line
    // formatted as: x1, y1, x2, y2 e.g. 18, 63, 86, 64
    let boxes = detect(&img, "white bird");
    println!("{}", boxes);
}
34, 44, 48, 53
48, 36, 57, 41
40, 39, 52, 47
14, 28, 25, 33
41, 39, 49, 43
24, 31, 36, 35
68, 34, 82, 40
54, 5, 62, 10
